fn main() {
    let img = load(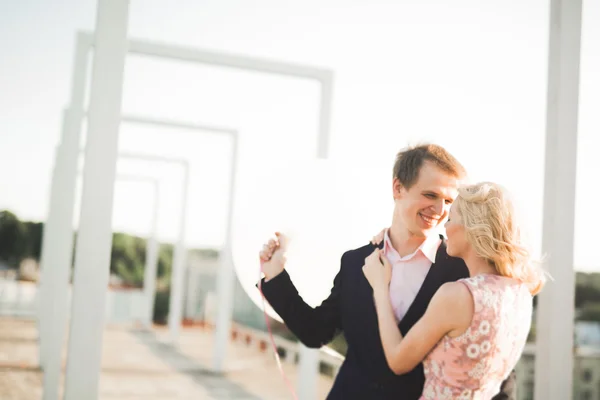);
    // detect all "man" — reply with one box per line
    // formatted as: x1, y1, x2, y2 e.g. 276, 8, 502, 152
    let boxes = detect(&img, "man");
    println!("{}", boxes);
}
259, 144, 516, 399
